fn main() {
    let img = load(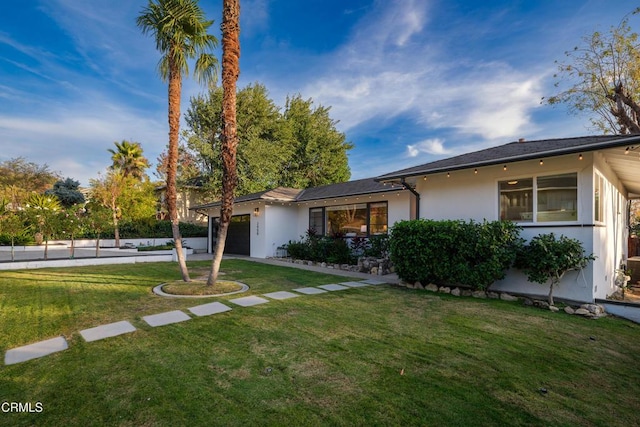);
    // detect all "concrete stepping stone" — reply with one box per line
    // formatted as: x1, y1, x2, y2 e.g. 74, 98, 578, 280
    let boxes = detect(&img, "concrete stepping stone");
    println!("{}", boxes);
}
5, 336, 68, 365
80, 320, 136, 342
317, 284, 349, 291
293, 287, 328, 295
340, 281, 369, 288
143, 310, 191, 327
263, 291, 300, 300
228, 295, 270, 307
361, 279, 386, 285
188, 302, 232, 317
